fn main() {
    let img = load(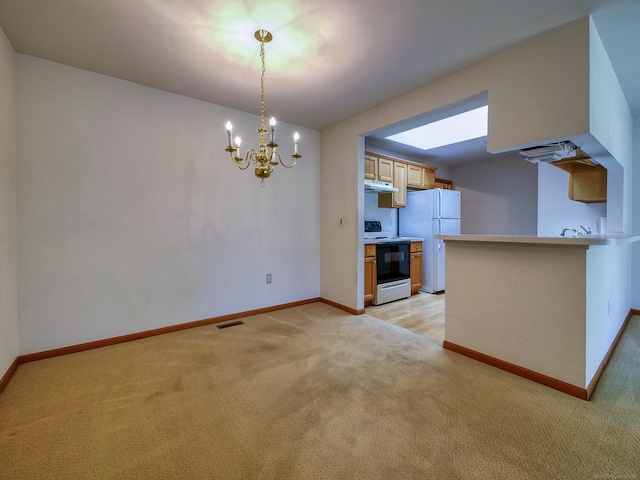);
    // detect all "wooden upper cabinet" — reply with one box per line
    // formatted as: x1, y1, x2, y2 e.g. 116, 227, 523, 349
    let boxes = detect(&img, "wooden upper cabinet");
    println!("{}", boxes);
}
434, 178, 453, 190
377, 158, 394, 183
364, 154, 378, 180
551, 152, 607, 203
565, 164, 607, 203
421, 167, 436, 189
364, 151, 439, 207
407, 164, 423, 188
393, 162, 407, 207
407, 164, 436, 190
378, 162, 407, 208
